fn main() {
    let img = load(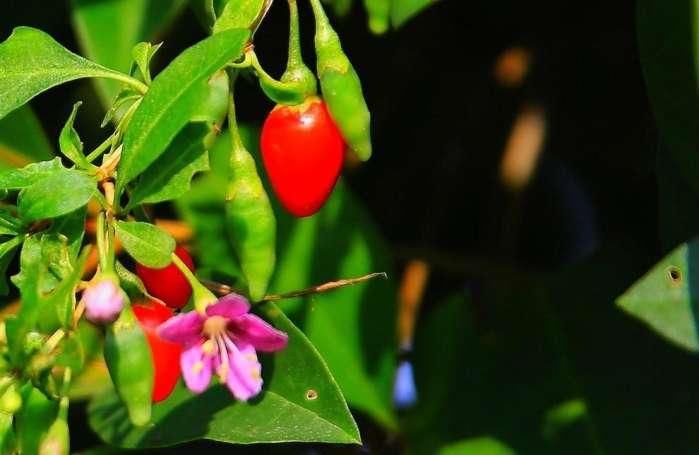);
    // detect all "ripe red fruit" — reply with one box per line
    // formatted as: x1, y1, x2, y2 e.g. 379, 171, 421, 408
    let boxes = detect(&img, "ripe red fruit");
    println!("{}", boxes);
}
136, 246, 194, 309
260, 97, 345, 217
132, 301, 182, 403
